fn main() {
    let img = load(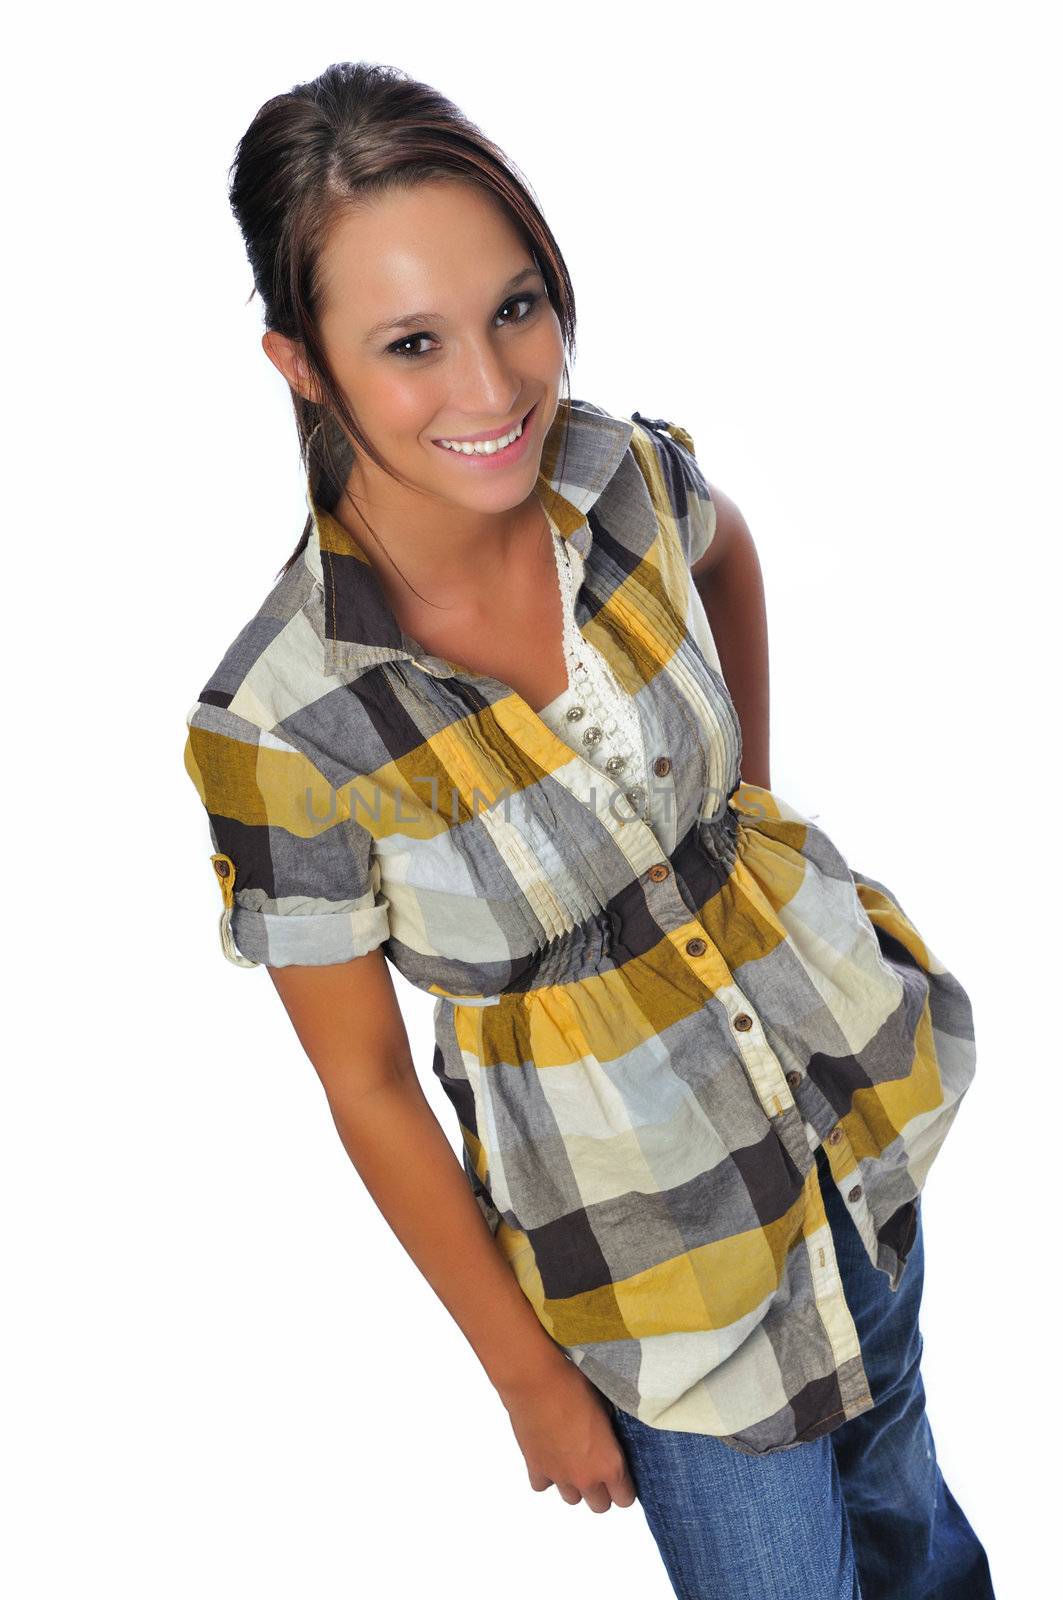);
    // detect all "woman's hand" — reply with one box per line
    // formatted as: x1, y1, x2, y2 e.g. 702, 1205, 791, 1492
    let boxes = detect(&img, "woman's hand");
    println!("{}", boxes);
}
498, 1358, 638, 1512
